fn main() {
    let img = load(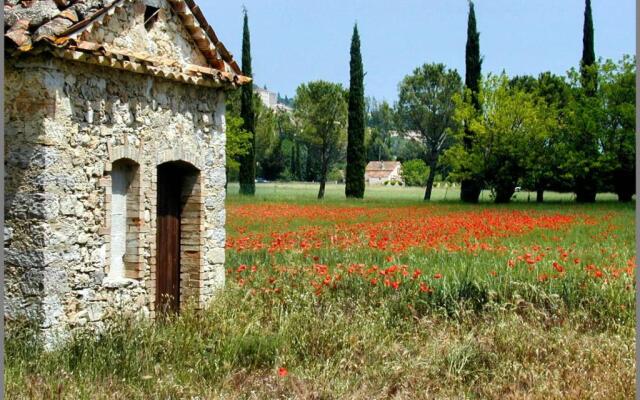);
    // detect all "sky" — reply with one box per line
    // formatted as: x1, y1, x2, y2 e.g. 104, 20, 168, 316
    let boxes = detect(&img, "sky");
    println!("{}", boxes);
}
201, 1, 635, 103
